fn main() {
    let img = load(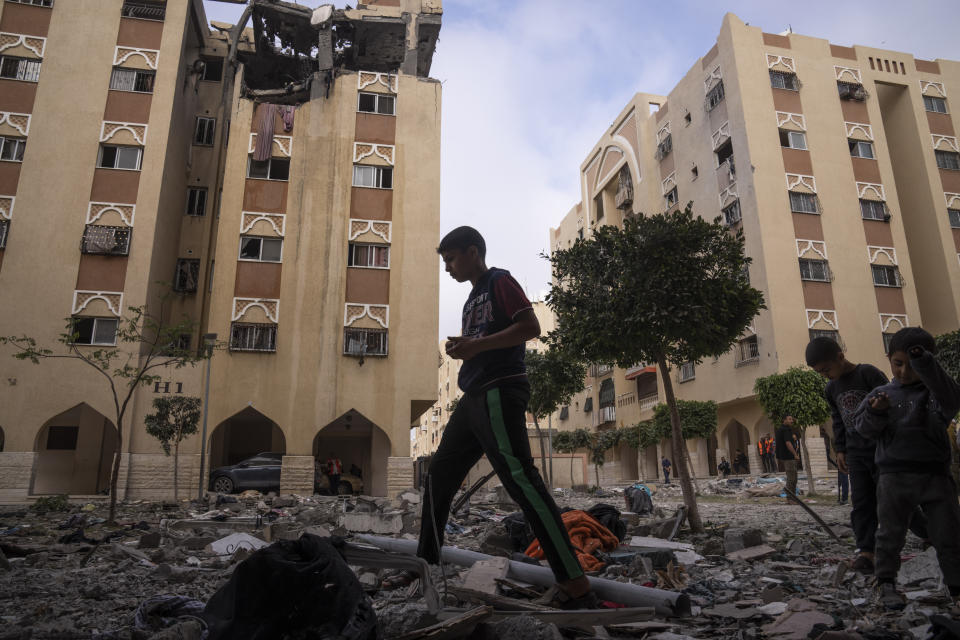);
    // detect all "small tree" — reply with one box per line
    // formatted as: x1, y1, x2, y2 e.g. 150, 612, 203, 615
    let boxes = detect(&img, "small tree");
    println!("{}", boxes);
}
753, 367, 831, 496
144, 396, 202, 501
651, 400, 719, 492
587, 429, 621, 488
526, 345, 587, 490
935, 329, 960, 383
552, 427, 593, 489
548, 205, 764, 532
1, 303, 212, 523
